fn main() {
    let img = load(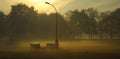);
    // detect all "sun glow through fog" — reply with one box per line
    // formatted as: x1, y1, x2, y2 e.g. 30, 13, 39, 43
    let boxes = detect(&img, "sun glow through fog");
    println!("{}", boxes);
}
28, 0, 73, 14
31, 0, 41, 2
1, 0, 72, 14
29, 0, 57, 14
0, 0, 120, 15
